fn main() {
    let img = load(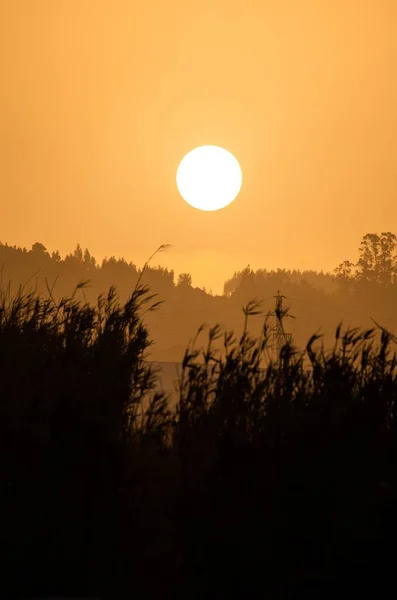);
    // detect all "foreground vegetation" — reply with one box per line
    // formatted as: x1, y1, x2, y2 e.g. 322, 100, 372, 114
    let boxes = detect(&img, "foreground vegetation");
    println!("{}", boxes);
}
2, 283, 397, 598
